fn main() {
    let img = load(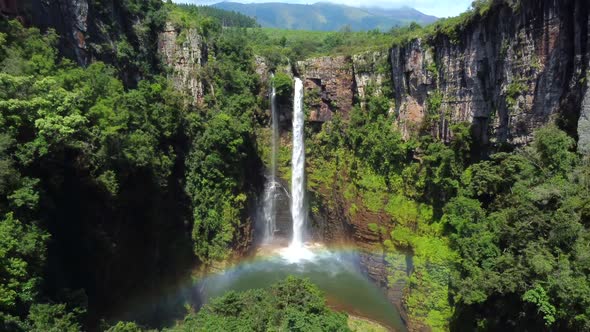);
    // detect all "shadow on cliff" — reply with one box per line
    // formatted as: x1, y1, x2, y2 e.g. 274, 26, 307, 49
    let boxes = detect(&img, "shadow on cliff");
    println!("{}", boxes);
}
39, 143, 196, 330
